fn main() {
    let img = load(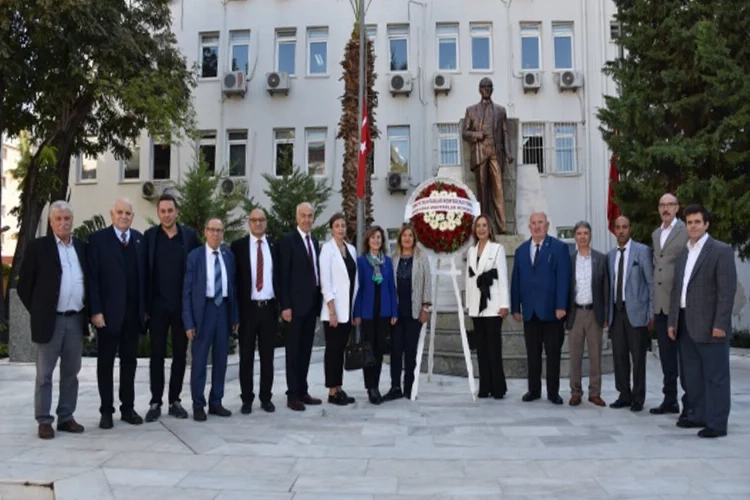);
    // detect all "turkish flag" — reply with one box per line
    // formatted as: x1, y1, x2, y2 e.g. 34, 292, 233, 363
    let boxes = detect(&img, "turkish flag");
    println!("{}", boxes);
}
607, 152, 621, 235
357, 100, 370, 200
